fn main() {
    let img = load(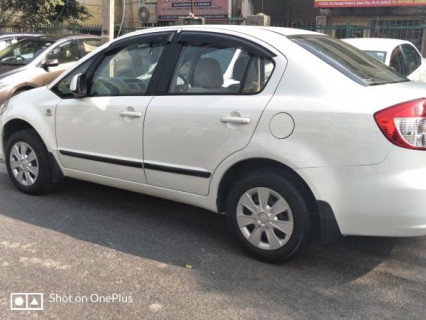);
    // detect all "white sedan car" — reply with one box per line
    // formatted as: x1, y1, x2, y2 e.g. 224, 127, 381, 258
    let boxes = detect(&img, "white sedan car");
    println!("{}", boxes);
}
1, 26, 426, 263
343, 38, 426, 82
